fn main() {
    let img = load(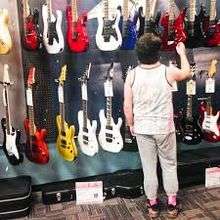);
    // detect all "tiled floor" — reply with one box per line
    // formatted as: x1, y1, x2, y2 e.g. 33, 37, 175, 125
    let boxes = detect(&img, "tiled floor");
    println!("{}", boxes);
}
18, 185, 220, 220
